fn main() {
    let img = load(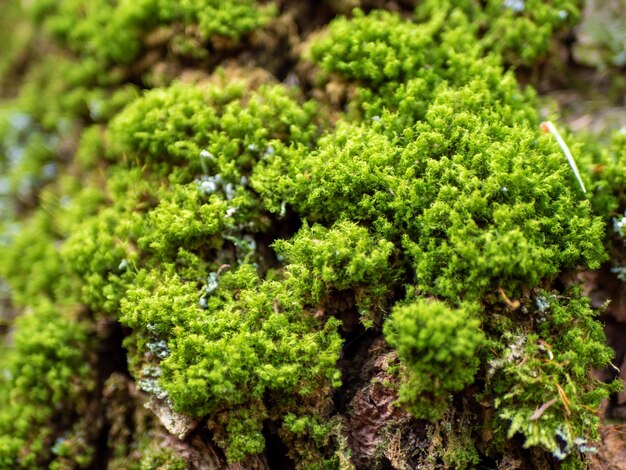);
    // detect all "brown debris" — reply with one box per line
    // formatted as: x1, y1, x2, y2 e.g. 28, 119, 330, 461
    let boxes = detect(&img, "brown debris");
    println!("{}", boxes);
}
590, 424, 626, 470
345, 338, 420, 468
529, 397, 558, 421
